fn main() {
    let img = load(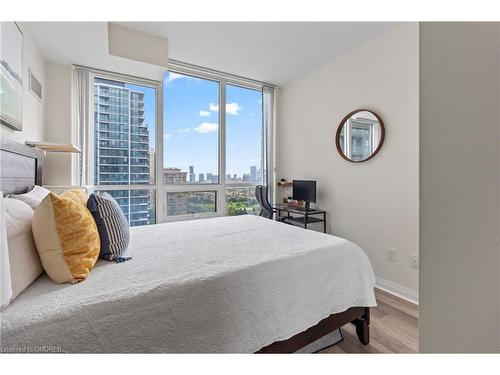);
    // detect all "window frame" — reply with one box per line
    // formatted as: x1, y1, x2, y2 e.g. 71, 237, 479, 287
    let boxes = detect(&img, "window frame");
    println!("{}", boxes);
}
342, 118, 379, 161
82, 64, 274, 225
162, 66, 266, 222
